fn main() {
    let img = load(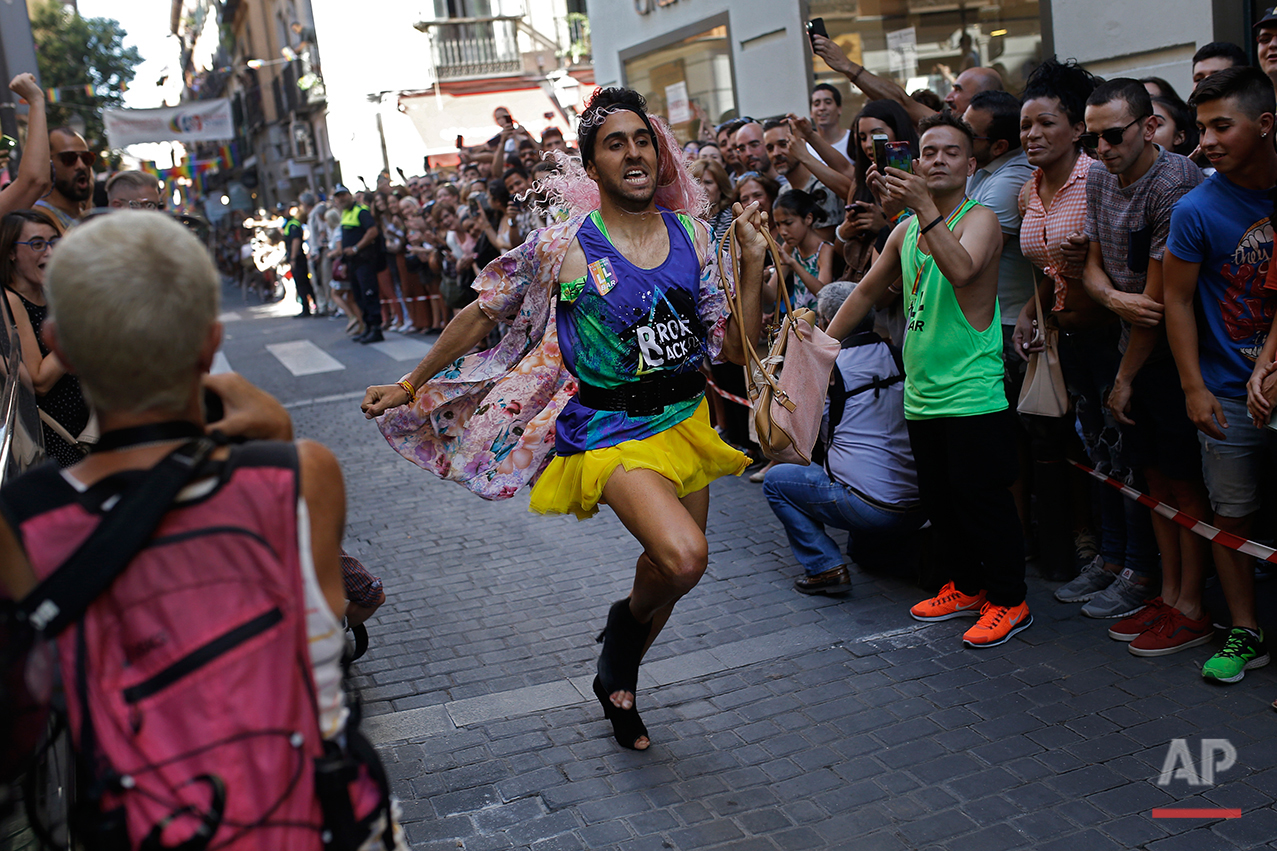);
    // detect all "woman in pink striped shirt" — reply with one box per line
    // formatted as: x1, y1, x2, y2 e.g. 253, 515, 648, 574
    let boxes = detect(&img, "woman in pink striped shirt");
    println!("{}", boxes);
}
1013, 59, 1147, 602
